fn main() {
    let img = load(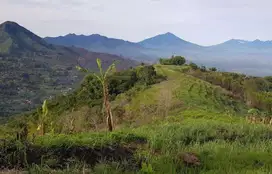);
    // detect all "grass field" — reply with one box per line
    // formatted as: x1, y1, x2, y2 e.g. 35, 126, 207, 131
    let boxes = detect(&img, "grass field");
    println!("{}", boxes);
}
2, 65, 272, 174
